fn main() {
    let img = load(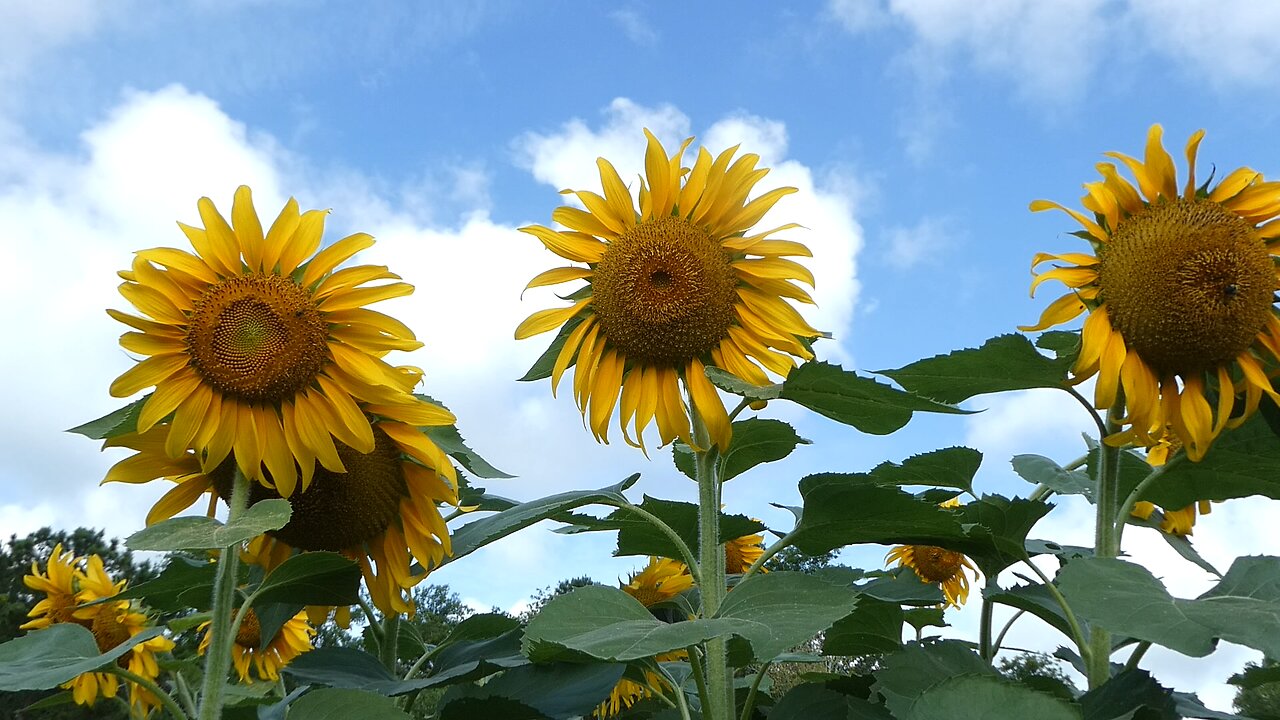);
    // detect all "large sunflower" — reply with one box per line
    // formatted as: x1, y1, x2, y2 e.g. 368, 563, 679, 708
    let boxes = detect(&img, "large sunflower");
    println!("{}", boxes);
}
24, 551, 174, 716
1022, 125, 1280, 460
516, 130, 820, 450
108, 185, 450, 496
198, 607, 314, 683
103, 408, 458, 615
